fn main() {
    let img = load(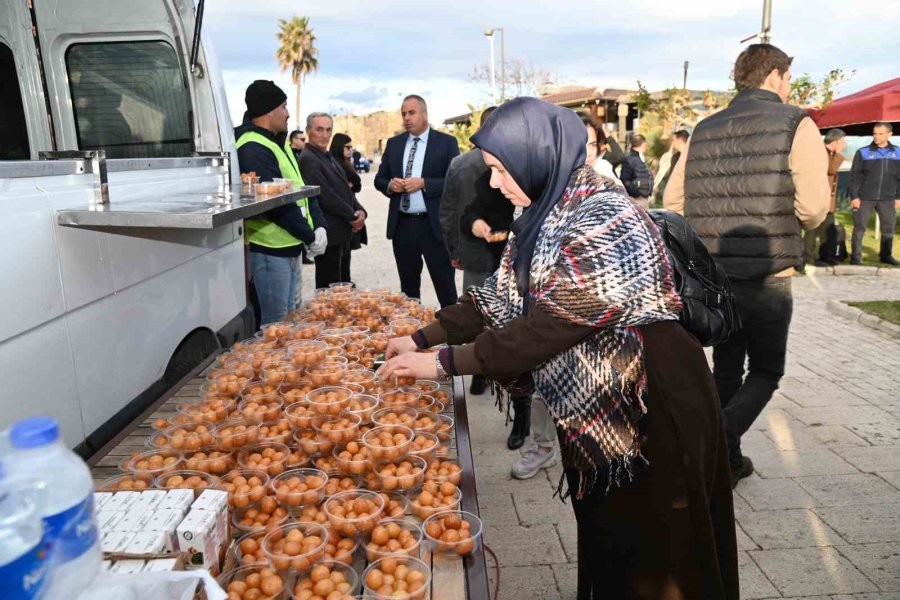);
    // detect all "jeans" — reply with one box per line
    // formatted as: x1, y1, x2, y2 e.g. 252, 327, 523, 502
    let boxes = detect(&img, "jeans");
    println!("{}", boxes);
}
852, 200, 897, 260
712, 276, 792, 467
249, 252, 300, 326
